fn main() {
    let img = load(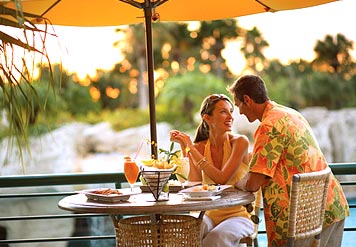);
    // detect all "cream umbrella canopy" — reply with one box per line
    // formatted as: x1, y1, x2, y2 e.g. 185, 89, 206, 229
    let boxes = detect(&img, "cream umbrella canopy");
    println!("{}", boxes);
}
3, 0, 337, 158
